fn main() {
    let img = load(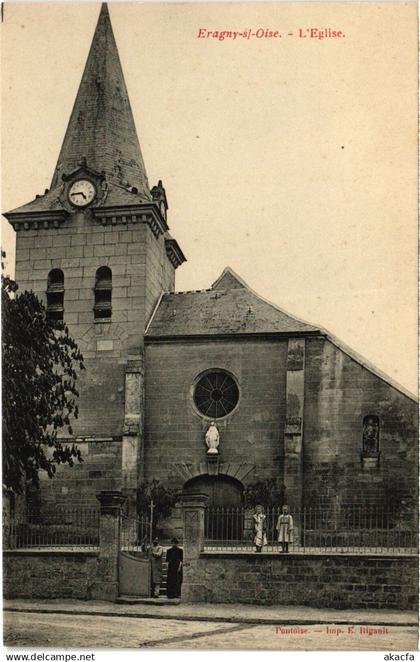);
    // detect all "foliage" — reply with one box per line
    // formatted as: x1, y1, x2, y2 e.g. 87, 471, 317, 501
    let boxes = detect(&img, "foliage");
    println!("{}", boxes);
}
136, 479, 178, 524
2, 257, 85, 493
243, 478, 285, 509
